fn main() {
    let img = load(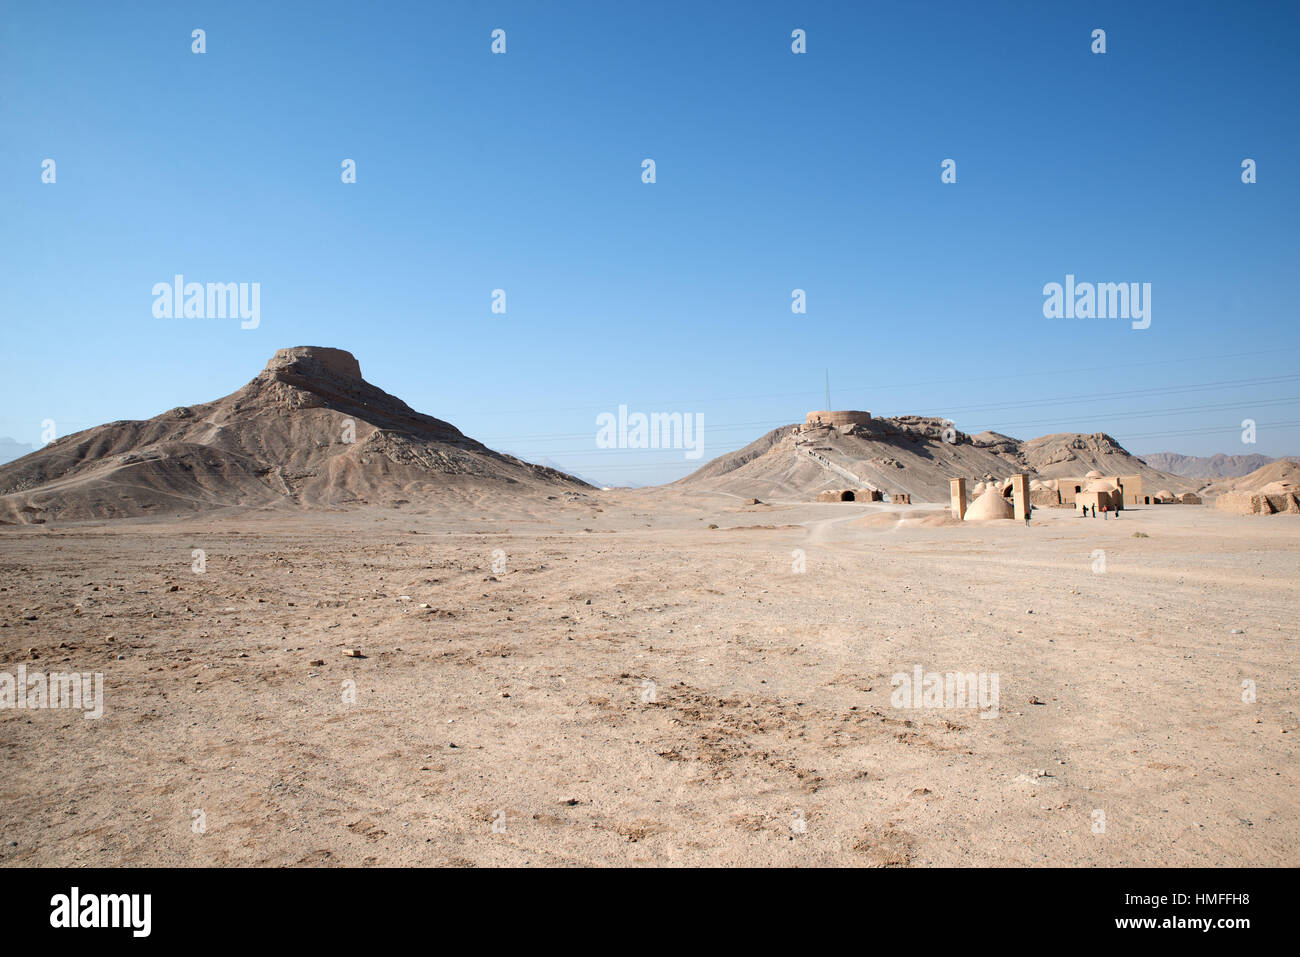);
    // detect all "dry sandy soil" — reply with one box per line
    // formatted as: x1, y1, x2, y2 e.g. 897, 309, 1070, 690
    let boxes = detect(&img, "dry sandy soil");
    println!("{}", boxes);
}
1, 491, 1296, 867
